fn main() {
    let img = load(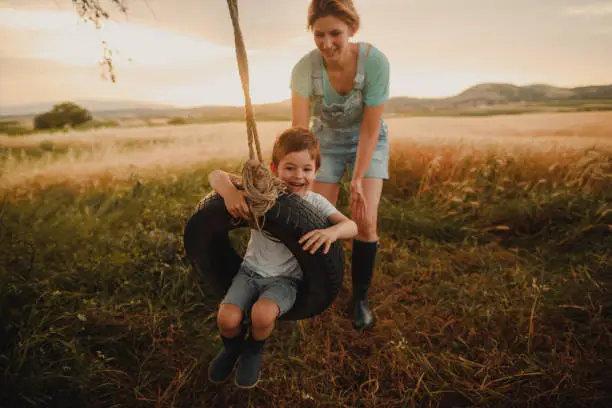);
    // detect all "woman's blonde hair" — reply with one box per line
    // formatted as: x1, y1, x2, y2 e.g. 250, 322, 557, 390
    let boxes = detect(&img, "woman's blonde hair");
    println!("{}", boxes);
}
307, 0, 360, 30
